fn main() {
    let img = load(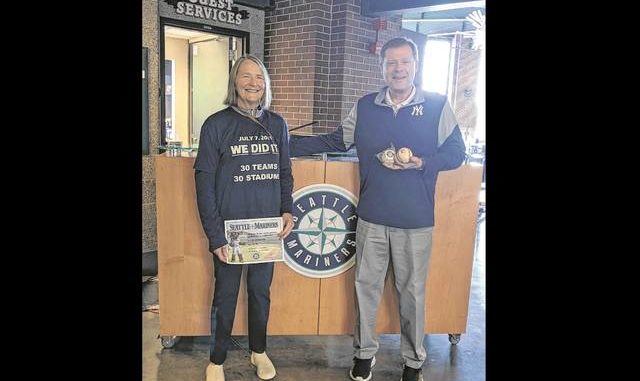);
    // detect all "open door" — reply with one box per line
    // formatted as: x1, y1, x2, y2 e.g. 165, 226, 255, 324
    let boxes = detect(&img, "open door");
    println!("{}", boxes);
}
162, 23, 246, 148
